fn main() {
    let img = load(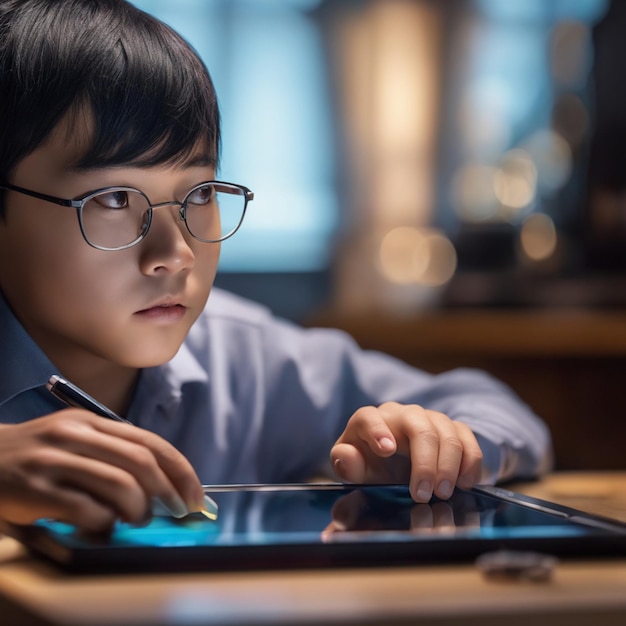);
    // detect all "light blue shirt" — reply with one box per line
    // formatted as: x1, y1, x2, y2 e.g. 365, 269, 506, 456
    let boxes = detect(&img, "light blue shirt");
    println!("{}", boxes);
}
0, 288, 552, 484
